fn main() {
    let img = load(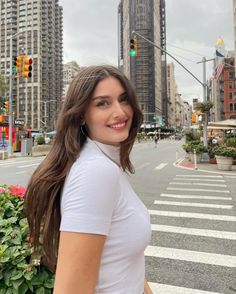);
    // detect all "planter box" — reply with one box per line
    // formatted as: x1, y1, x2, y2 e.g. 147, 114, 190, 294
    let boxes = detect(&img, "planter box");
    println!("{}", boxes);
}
215, 155, 233, 171
209, 158, 217, 164
189, 152, 201, 163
